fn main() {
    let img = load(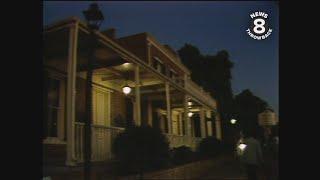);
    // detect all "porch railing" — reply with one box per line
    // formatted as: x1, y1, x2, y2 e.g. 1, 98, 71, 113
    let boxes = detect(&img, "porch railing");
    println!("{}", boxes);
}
74, 122, 125, 162
74, 123, 203, 162
165, 134, 202, 151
